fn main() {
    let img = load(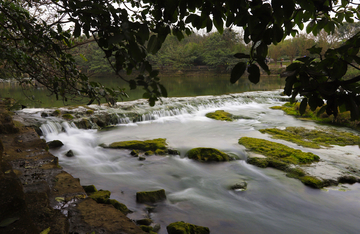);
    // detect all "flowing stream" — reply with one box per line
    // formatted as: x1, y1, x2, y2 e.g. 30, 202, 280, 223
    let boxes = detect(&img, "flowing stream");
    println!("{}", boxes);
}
23, 90, 360, 234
